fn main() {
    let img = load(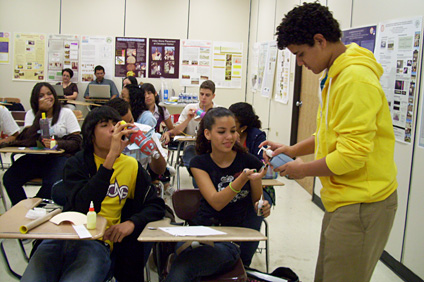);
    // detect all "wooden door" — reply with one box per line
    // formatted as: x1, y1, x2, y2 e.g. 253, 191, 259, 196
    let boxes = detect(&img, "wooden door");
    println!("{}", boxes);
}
293, 66, 321, 194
